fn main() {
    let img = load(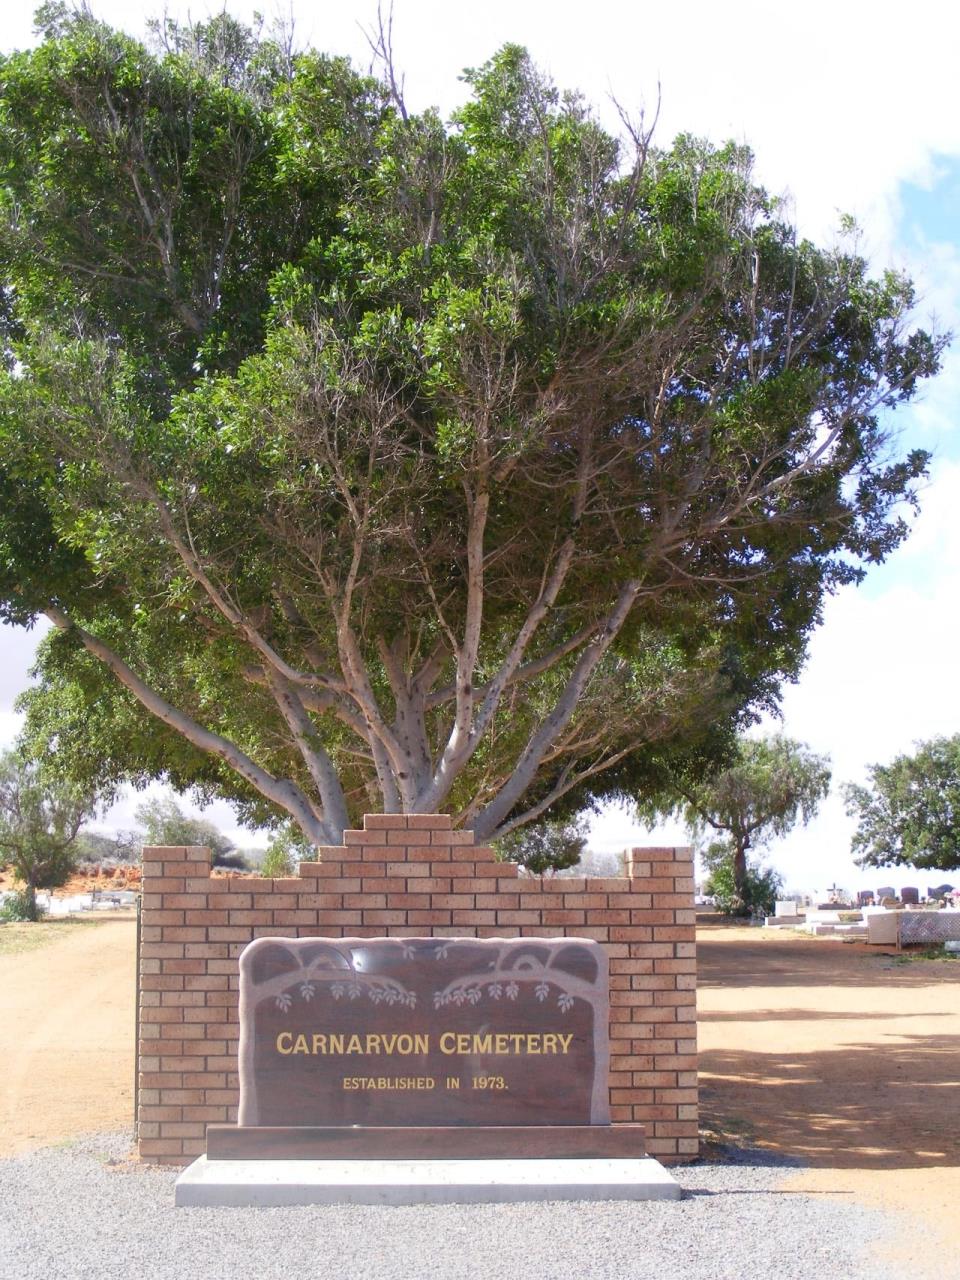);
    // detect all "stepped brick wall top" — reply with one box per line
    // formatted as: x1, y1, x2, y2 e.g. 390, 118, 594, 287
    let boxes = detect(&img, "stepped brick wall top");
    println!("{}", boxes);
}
137, 814, 697, 1164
